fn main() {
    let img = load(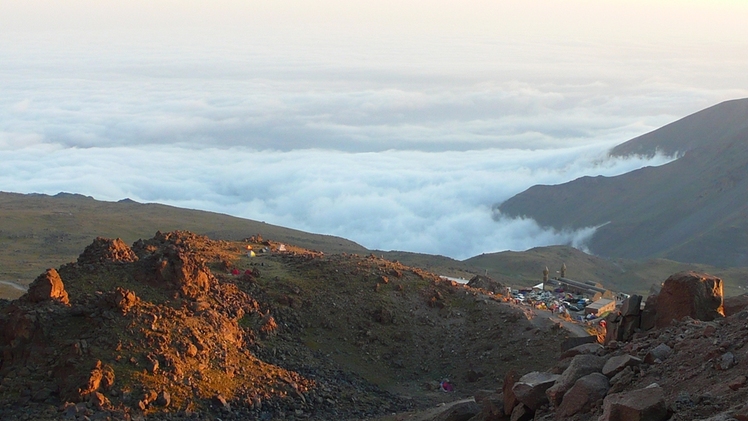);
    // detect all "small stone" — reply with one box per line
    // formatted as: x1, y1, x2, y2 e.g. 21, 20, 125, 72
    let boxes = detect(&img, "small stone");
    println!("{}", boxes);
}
717, 352, 737, 370
728, 375, 747, 391
644, 344, 672, 364
213, 393, 230, 411
156, 391, 171, 407
186, 343, 198, 358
